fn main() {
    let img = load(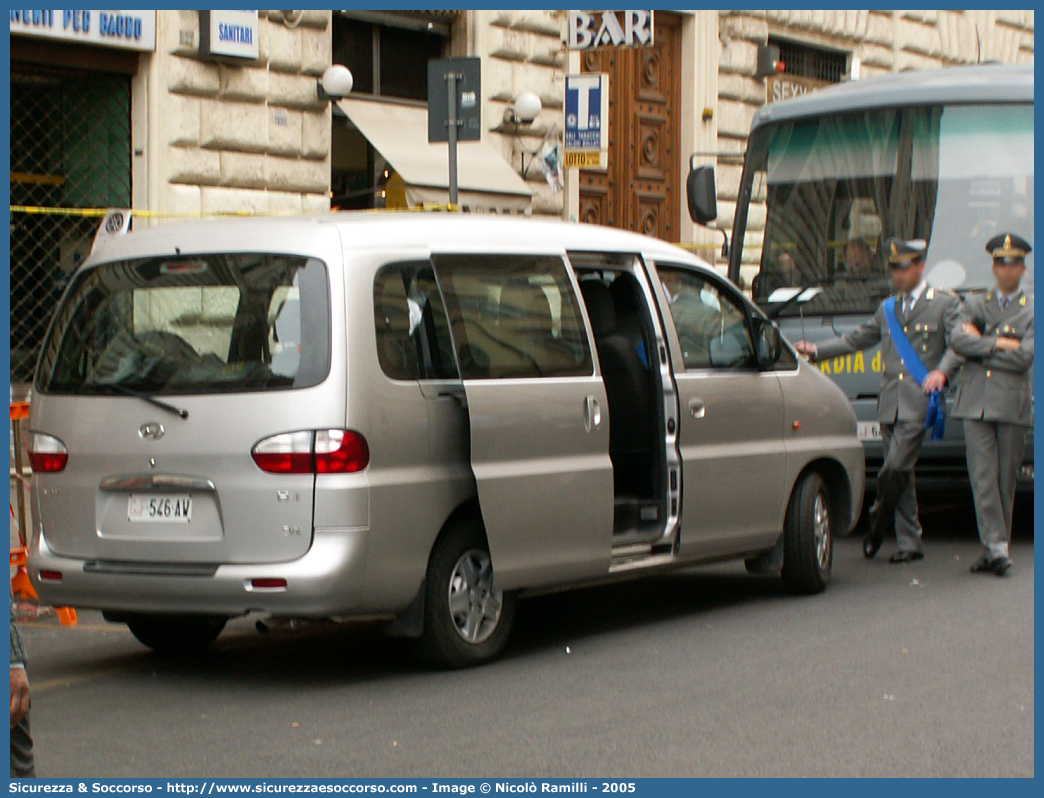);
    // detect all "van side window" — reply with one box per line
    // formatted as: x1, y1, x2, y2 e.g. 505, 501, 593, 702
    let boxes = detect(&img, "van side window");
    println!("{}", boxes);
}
434, 254, 593, 380
373, 263, 457, 381
659, 266, 755, 370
